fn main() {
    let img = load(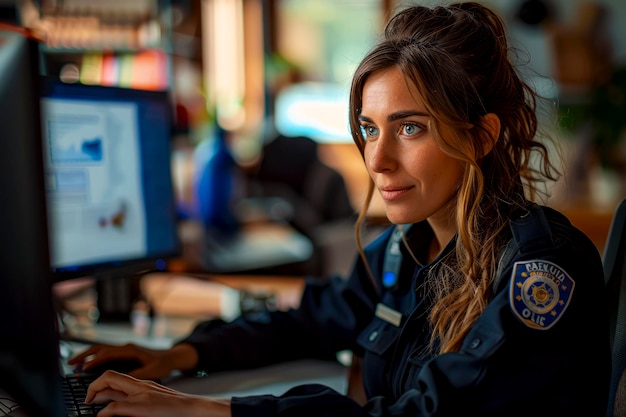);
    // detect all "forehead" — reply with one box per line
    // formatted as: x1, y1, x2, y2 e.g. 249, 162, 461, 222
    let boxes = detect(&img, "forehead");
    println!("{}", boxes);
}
361, 67, 425, 111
